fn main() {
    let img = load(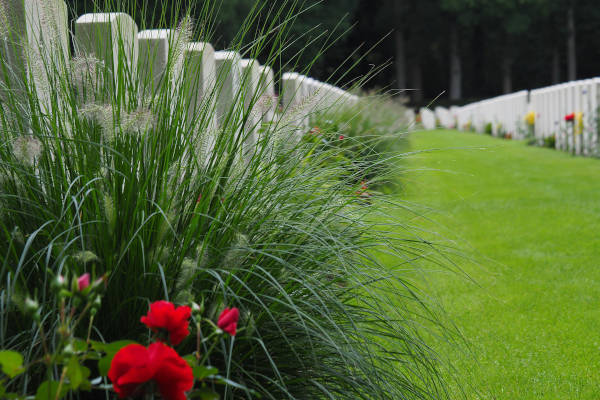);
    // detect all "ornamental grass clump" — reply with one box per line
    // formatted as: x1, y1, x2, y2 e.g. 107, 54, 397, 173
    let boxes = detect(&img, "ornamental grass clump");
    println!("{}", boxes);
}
0, 0, 454, 398
307, 93, 410, 189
